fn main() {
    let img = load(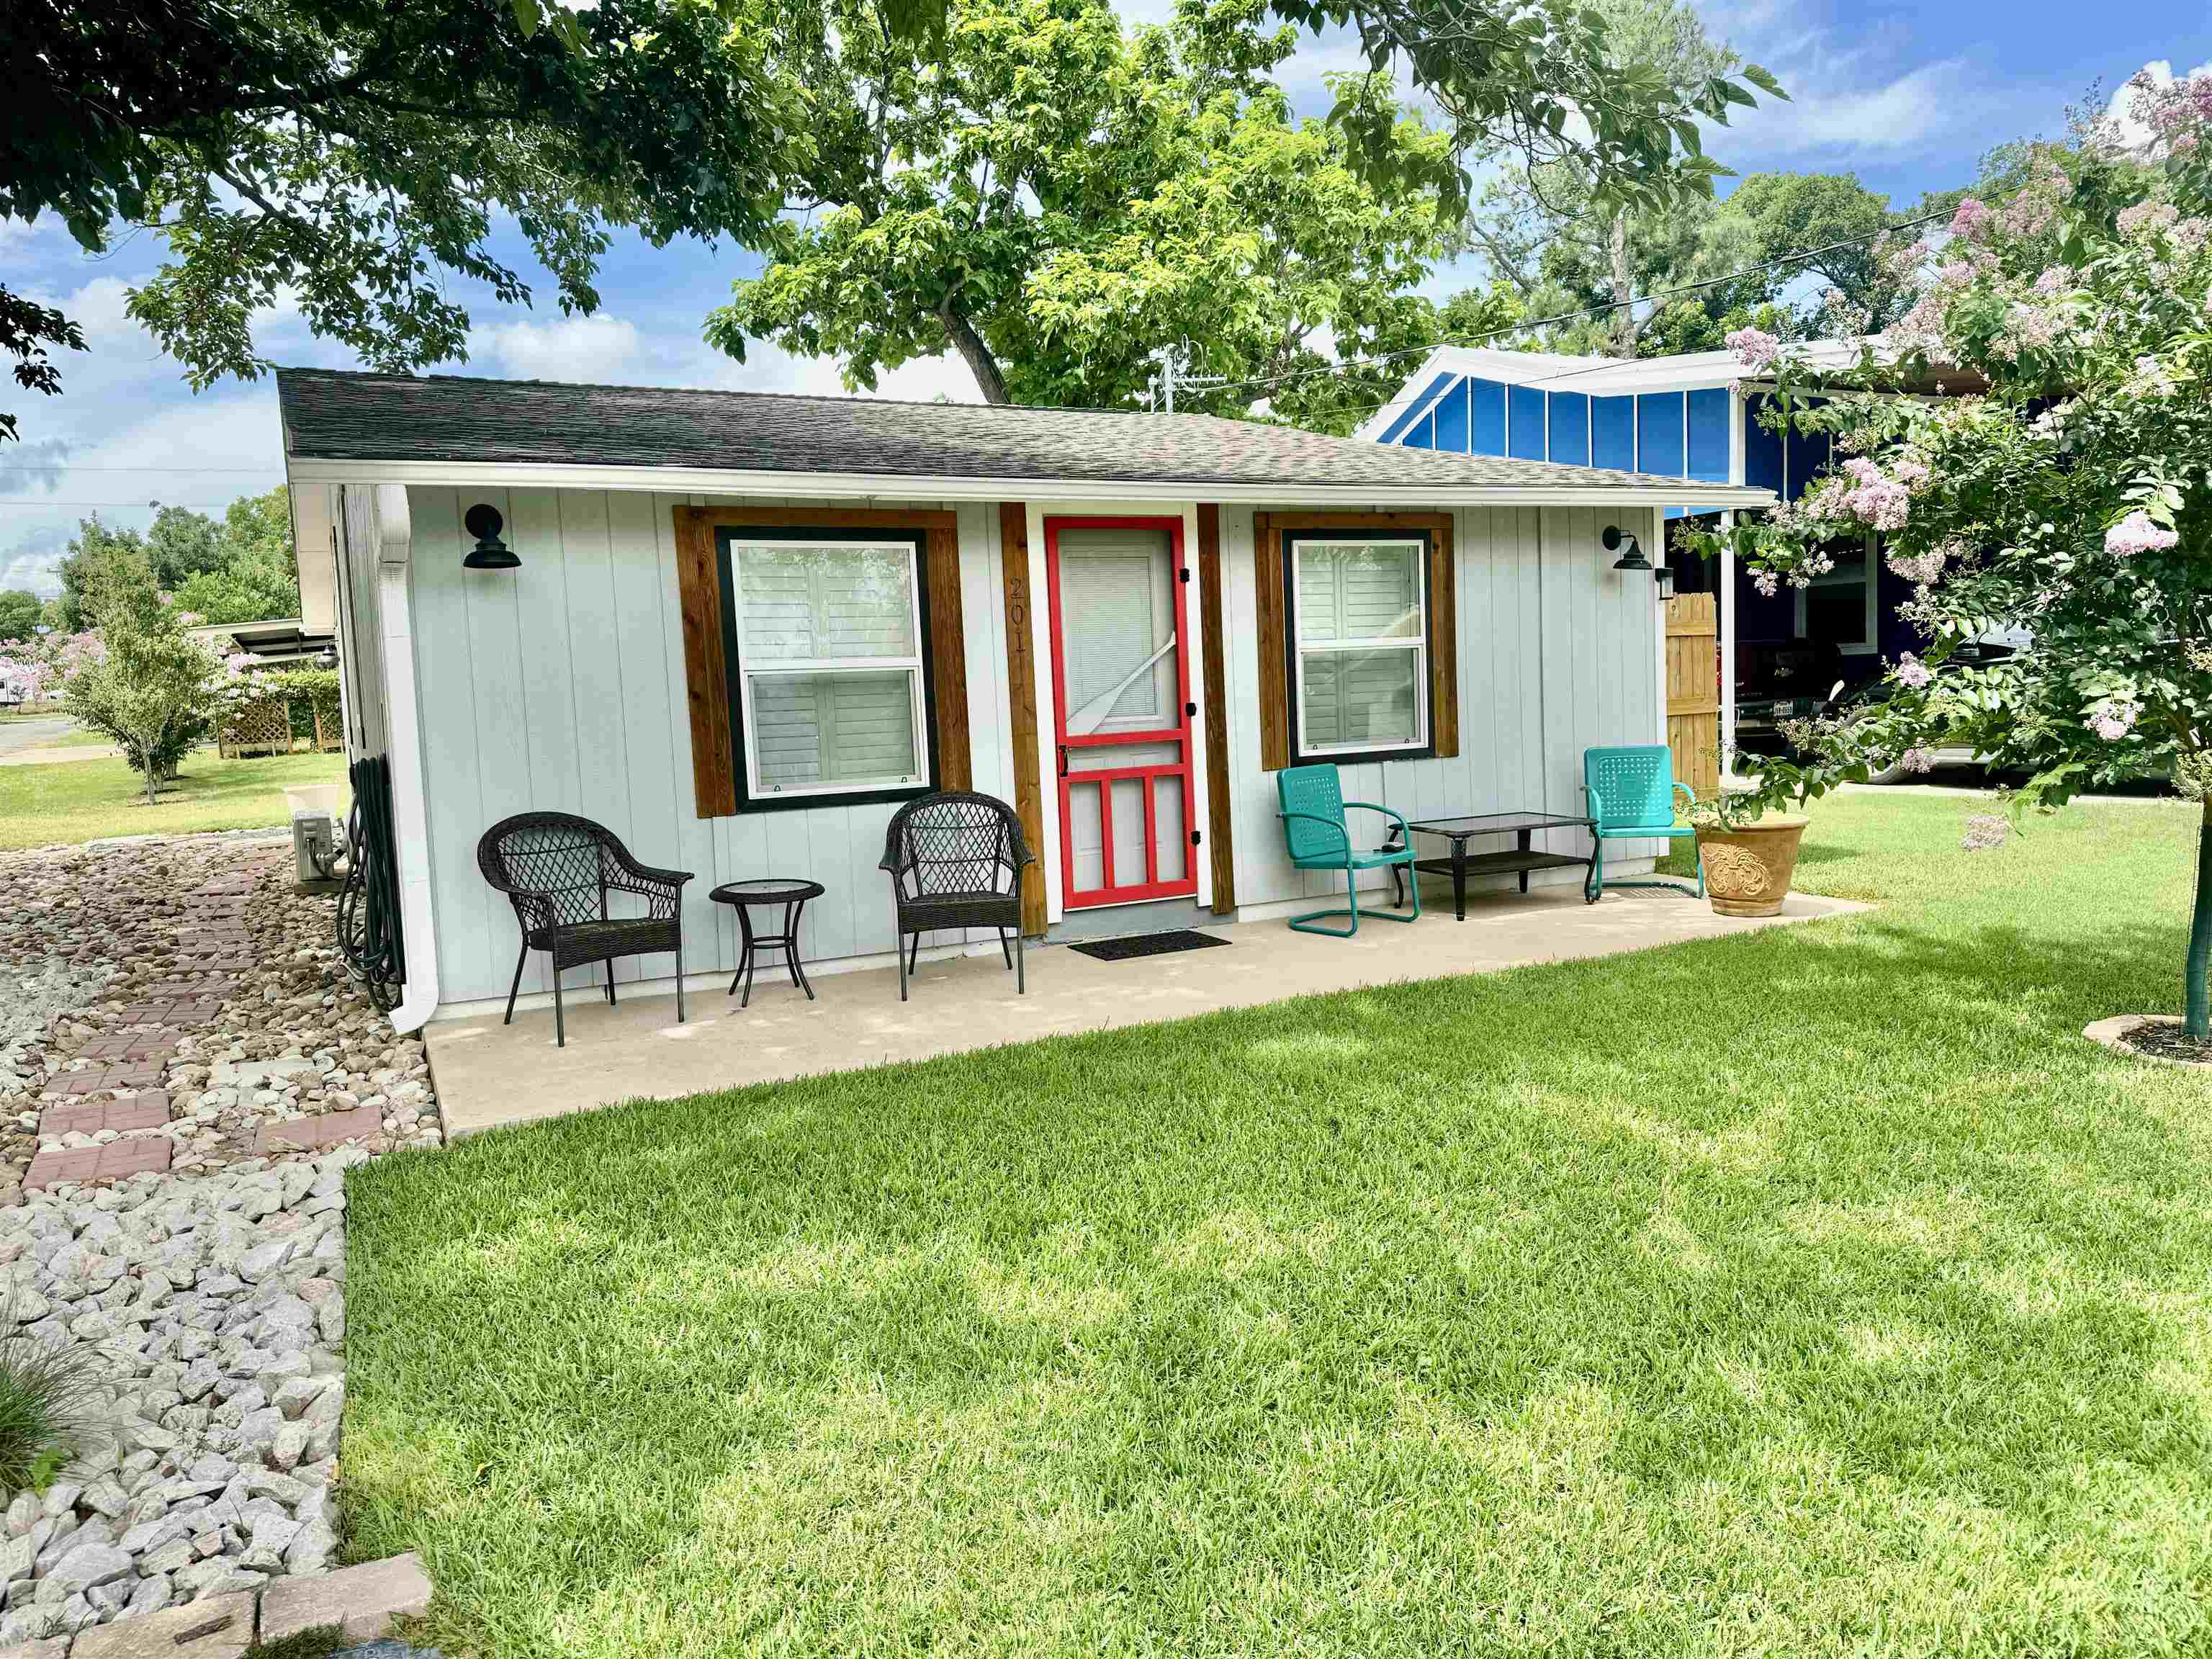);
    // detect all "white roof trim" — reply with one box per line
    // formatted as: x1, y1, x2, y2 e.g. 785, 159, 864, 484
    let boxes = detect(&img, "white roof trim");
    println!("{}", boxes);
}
282, 455, 1776, 510
1357, 338, 1919, 432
